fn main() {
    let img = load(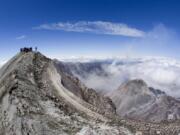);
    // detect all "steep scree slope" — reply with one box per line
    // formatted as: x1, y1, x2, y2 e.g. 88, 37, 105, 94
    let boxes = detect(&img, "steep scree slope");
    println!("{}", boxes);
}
0, 52, 132, 135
